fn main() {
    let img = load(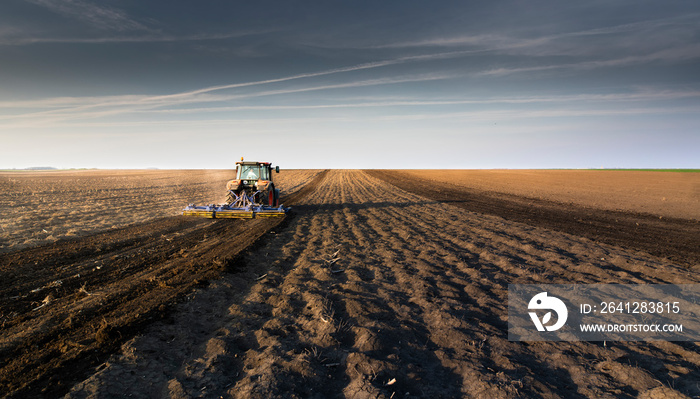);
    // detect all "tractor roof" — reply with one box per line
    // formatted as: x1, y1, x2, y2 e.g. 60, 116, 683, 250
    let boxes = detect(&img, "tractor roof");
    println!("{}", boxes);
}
235, 161, 271, 166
